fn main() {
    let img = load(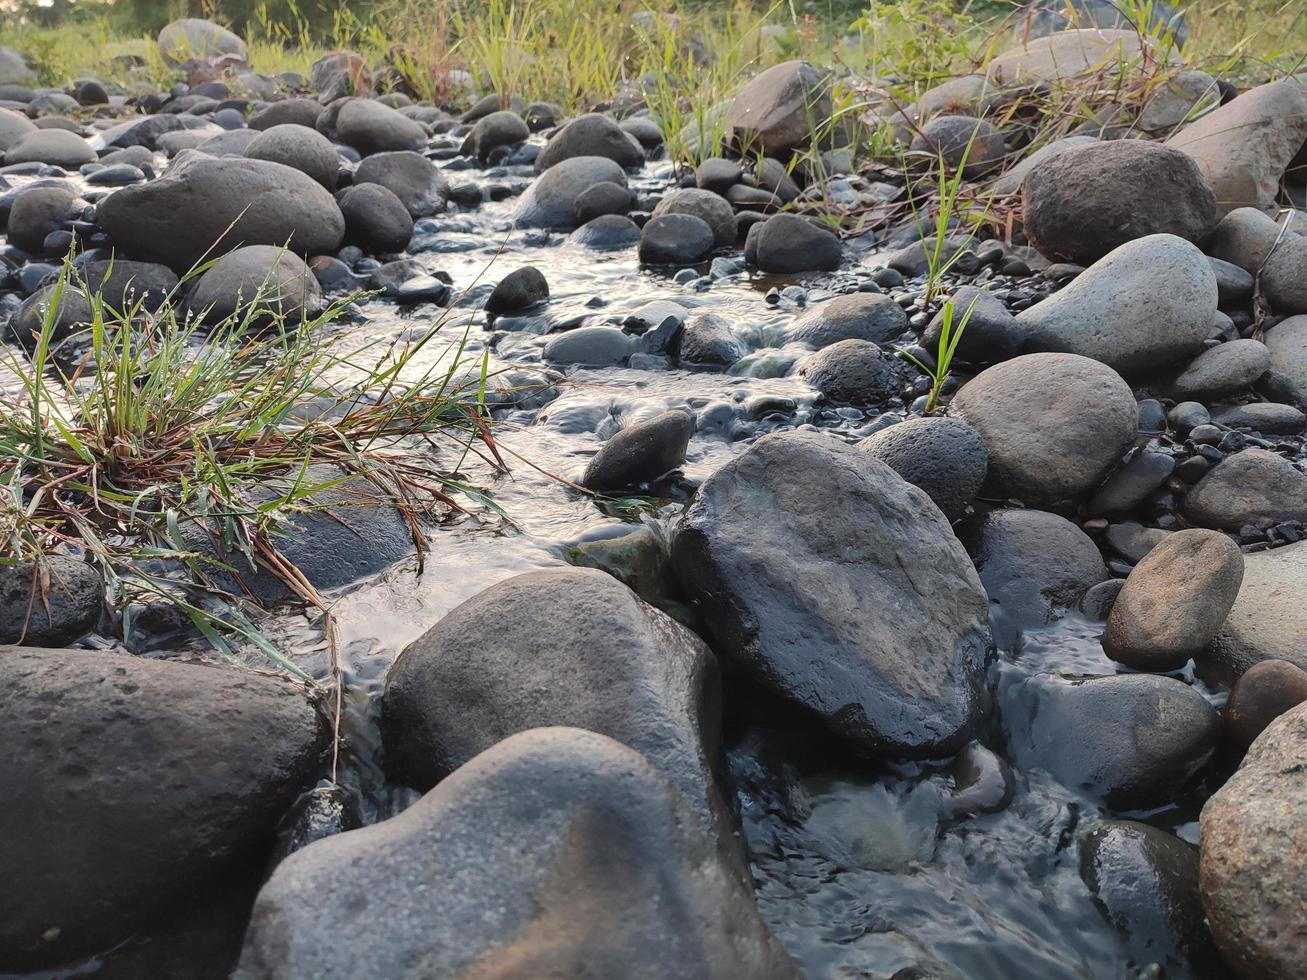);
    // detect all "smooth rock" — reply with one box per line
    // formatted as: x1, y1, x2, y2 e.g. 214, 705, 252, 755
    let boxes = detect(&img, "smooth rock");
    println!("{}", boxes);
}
677, 311, 746, 367
1262, 315, 1307, 407
353, 150, 449, 218
3, 128, 95, 168
922, 285, 1024, 365
485, 266, 548, 315
543, 325, 634, 367
1183, 449, 1307, 530
754, 212, 842, 273
535, 112, 644, 173
1085, 450, 1177, 516
639, 212, 715, 264
786, 292, 907, 347
651, 187, 735, 246
158, 18, 248, 67
1165, 339, 1270, 400
725, 60, 831, 157
335, 98, 426, 155
337, 182, 413, 254
1213, 401, 1306, 435
185, 244, 322, 326
1261, 233, 1307, 315
909, 114, 1005, 177
244, 123, 338, 189
859, 415, 987, 521
6, 183, 75, 253
1206, 539, 1307, 679
986, 29, 1153, 87
581, 410, 694, 492
514, 155, 627, 229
